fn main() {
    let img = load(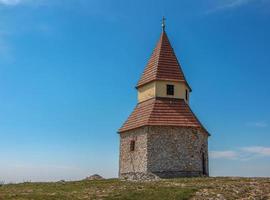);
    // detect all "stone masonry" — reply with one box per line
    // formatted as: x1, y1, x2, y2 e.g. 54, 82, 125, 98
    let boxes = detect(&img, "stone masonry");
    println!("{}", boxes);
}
119, 126, 209, 180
